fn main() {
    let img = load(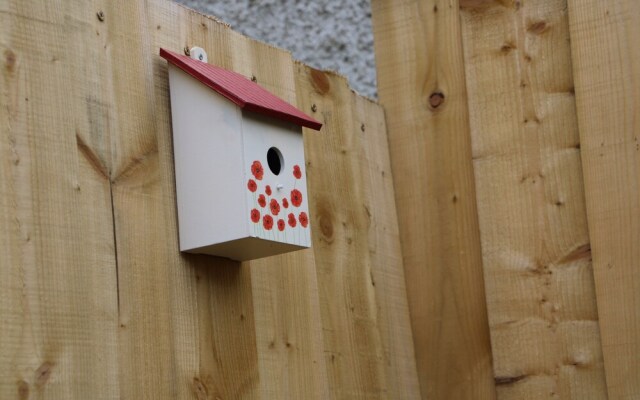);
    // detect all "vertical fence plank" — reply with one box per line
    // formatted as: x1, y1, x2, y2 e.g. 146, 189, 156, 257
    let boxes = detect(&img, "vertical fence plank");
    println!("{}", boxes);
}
301, 68, 386, 399
355, 96, 421, 398
104, 2, 206, 397
0, 1, 120, 398
249, 251, 330, 399
296, 65, 421, 399
225, 30, 331, 400
567, 0, 640, 398
371, 0, 496, 398
459, 0, 607, 398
